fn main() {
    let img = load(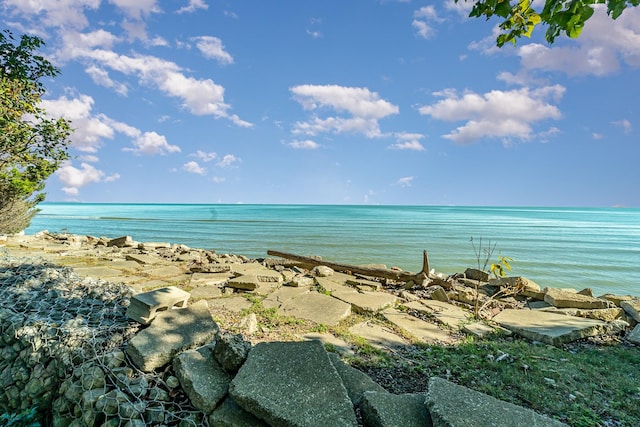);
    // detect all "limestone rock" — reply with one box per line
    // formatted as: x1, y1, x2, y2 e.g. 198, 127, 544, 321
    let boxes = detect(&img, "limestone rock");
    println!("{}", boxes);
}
360, 391, 432, 427
227, 275, 260, 291
172, 346, 231, 414
621, 297, 640, 322
327, 352, 388, 406
229, 340, 358, 426
544, 288, 609, 309
213, 333, 251, 373
493, 308, 623, 346
126, 300, 219, 371
464, 268, 490, 282
626, 324, 640, 345
490, 276, 543, 299
426, 377, 567, 427
313, 266, 335, 277
209, 397, 269, 427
